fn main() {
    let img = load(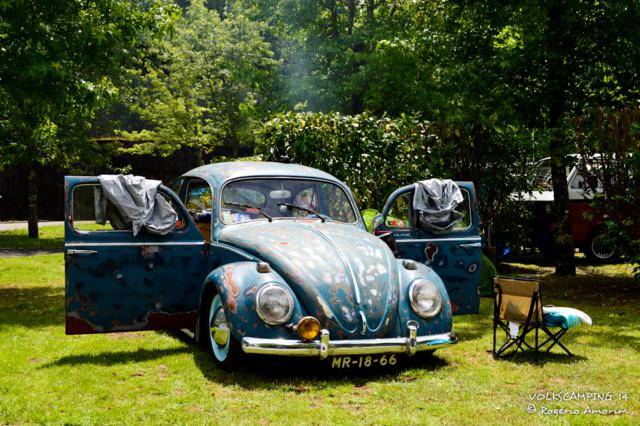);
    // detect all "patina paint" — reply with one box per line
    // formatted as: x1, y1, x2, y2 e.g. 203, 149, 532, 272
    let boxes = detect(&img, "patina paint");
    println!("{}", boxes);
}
64, 162, 456, 345
378, 182, 482, 314
203, 262, 305, 340
218, 221, 399, 338
395, 262, 453, 337
64, 176, 207, 334
201, 259, 452, 342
